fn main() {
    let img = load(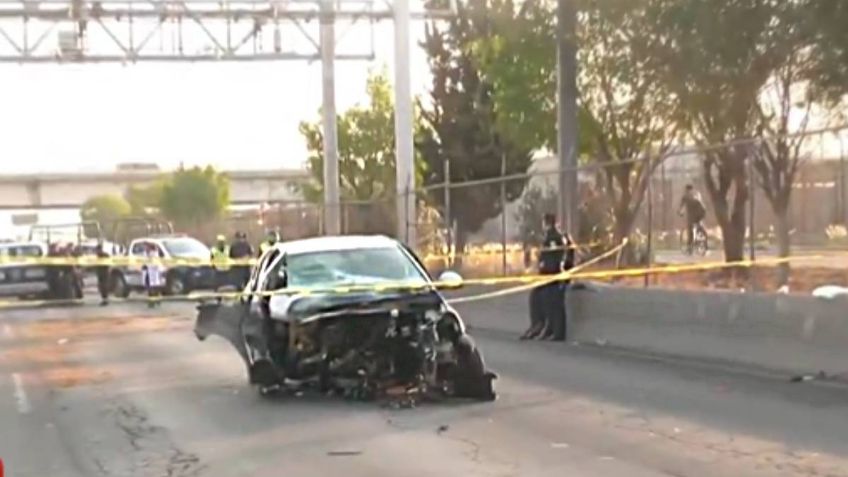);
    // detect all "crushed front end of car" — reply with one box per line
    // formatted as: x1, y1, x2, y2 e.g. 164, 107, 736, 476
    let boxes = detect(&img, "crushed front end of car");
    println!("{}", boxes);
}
194, 289, 497, 404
